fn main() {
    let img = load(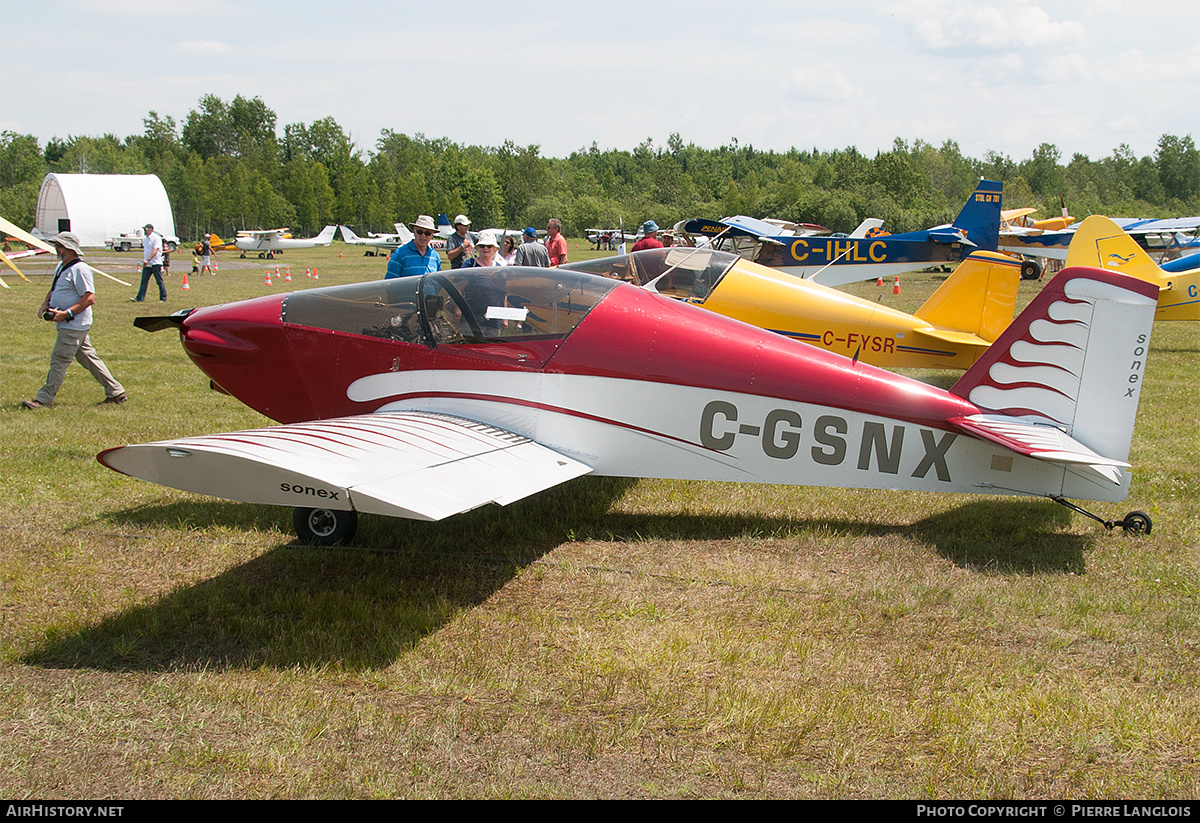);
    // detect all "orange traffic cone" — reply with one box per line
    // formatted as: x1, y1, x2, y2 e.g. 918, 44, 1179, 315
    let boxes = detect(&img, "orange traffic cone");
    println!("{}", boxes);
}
339, 252, 343, 258
285, 265, 290, 279
264, 268, 272, 286
312, 267, 319, 280
275, 265, 280, 279
305, 266, 311, 278
893, 276, 901, 295
181, 270, 190, 291
284, 267, 292, 282
876, 276, 883, 287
